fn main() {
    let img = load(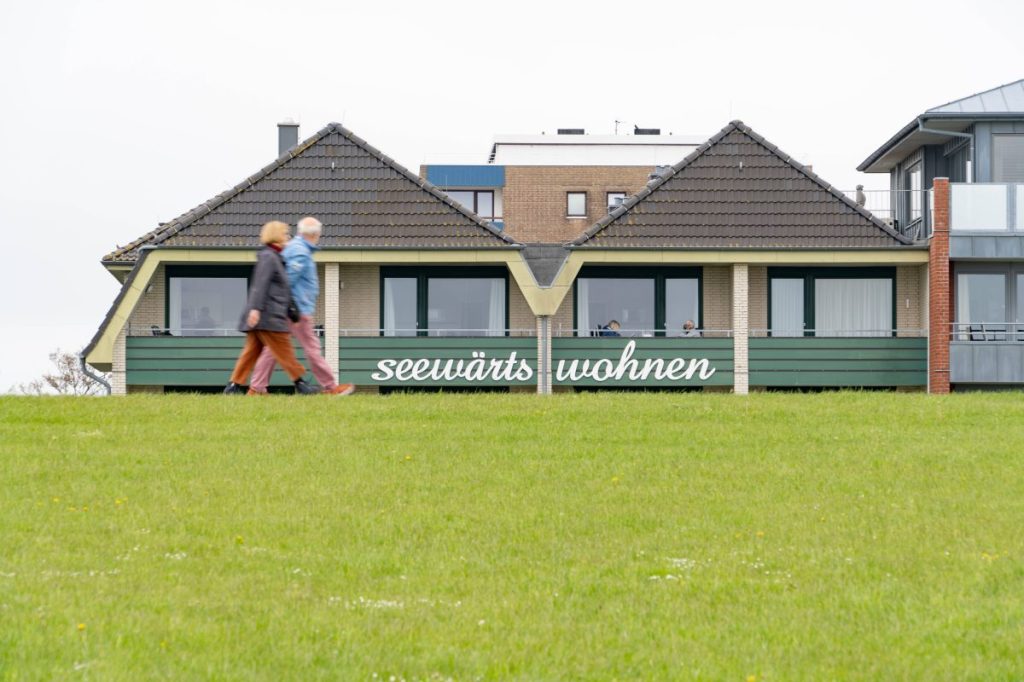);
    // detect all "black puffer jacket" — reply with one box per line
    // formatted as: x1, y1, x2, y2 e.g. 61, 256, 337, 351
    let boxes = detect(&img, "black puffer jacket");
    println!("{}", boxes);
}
238, 246, 291, 332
